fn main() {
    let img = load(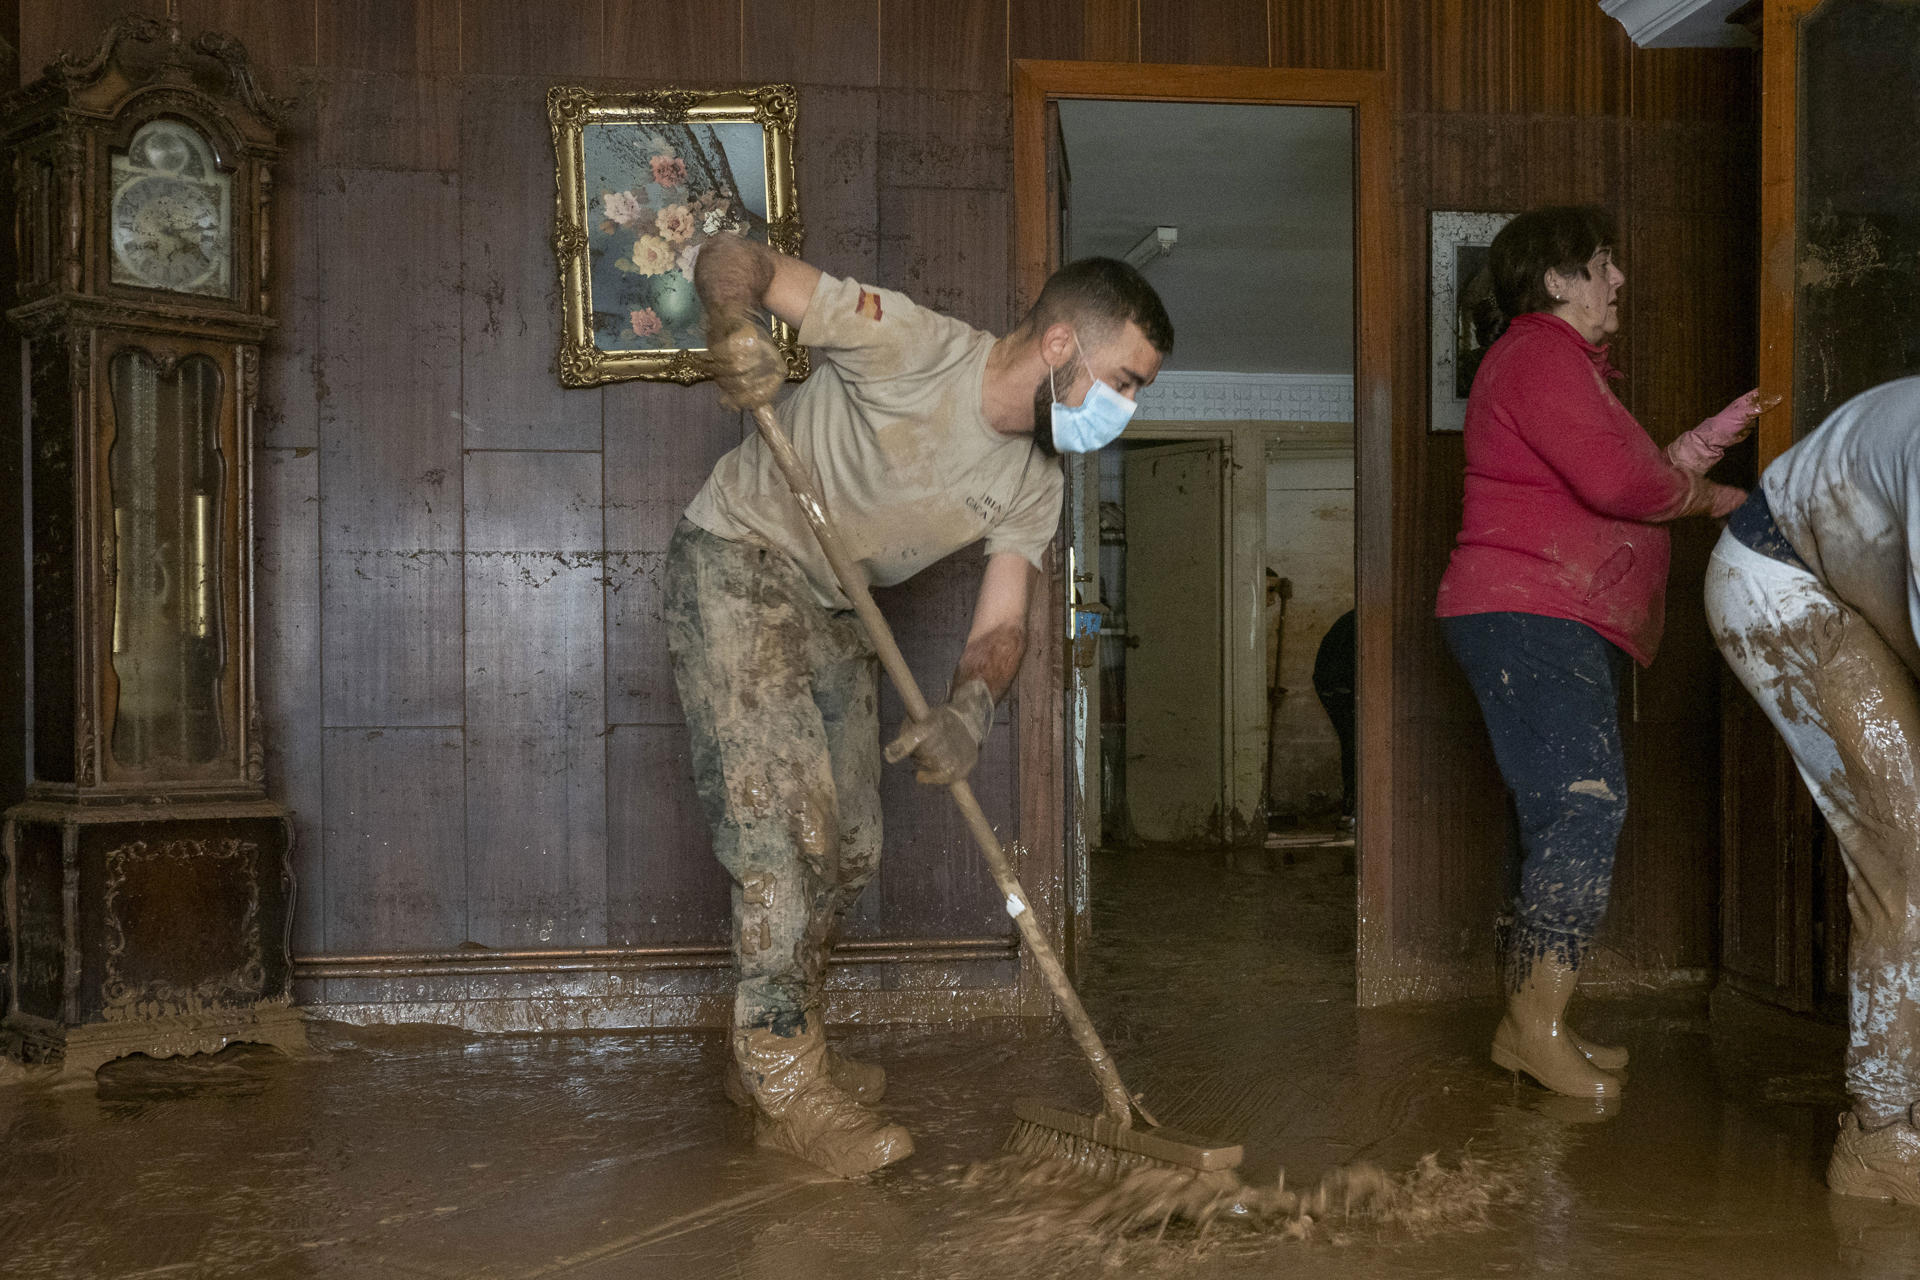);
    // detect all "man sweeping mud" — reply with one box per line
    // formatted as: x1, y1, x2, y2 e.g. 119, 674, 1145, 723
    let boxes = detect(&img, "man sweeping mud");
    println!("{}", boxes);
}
666, 234, 1172, 1177
1706, 376, 1920, 1208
